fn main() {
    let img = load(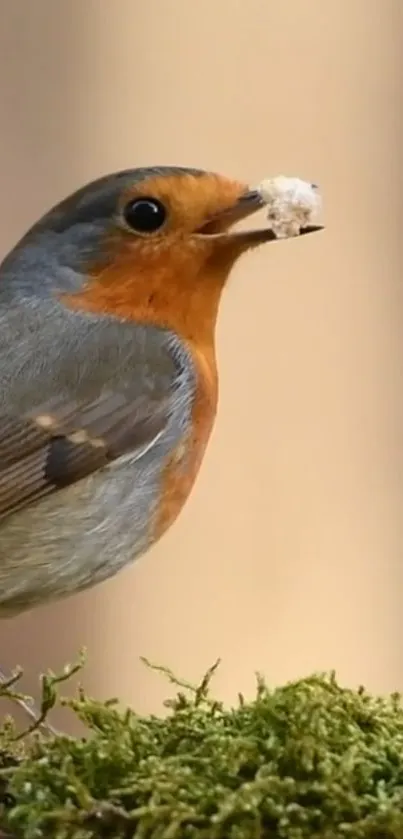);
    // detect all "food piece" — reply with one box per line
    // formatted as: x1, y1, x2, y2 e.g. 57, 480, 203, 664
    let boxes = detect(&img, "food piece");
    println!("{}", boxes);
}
256, 176, 321, 238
